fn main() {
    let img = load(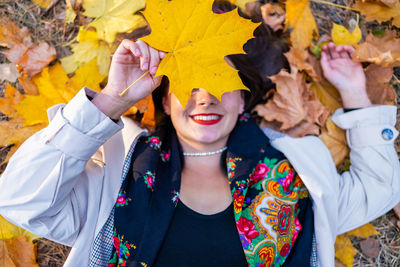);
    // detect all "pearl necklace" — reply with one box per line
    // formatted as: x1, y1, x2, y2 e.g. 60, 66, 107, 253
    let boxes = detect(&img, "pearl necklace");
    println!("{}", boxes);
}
183, 146, 227, 157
